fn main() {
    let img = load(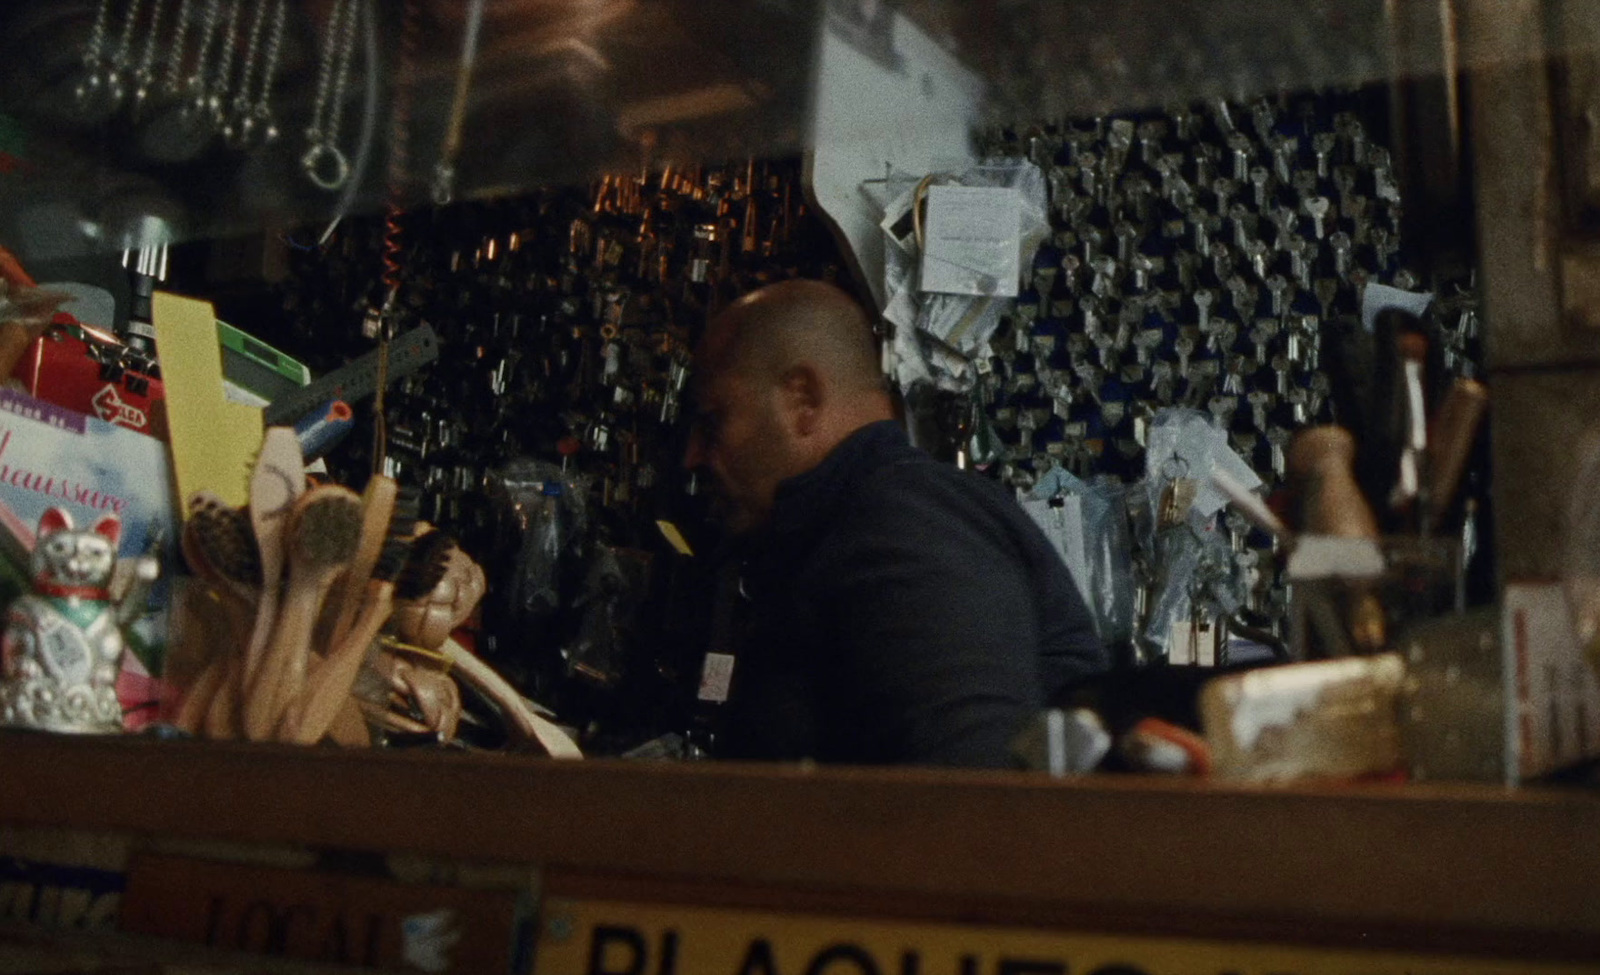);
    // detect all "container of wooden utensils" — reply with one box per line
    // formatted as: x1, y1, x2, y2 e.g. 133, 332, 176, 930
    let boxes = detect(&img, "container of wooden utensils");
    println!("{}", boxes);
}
171, 427, 455, 745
